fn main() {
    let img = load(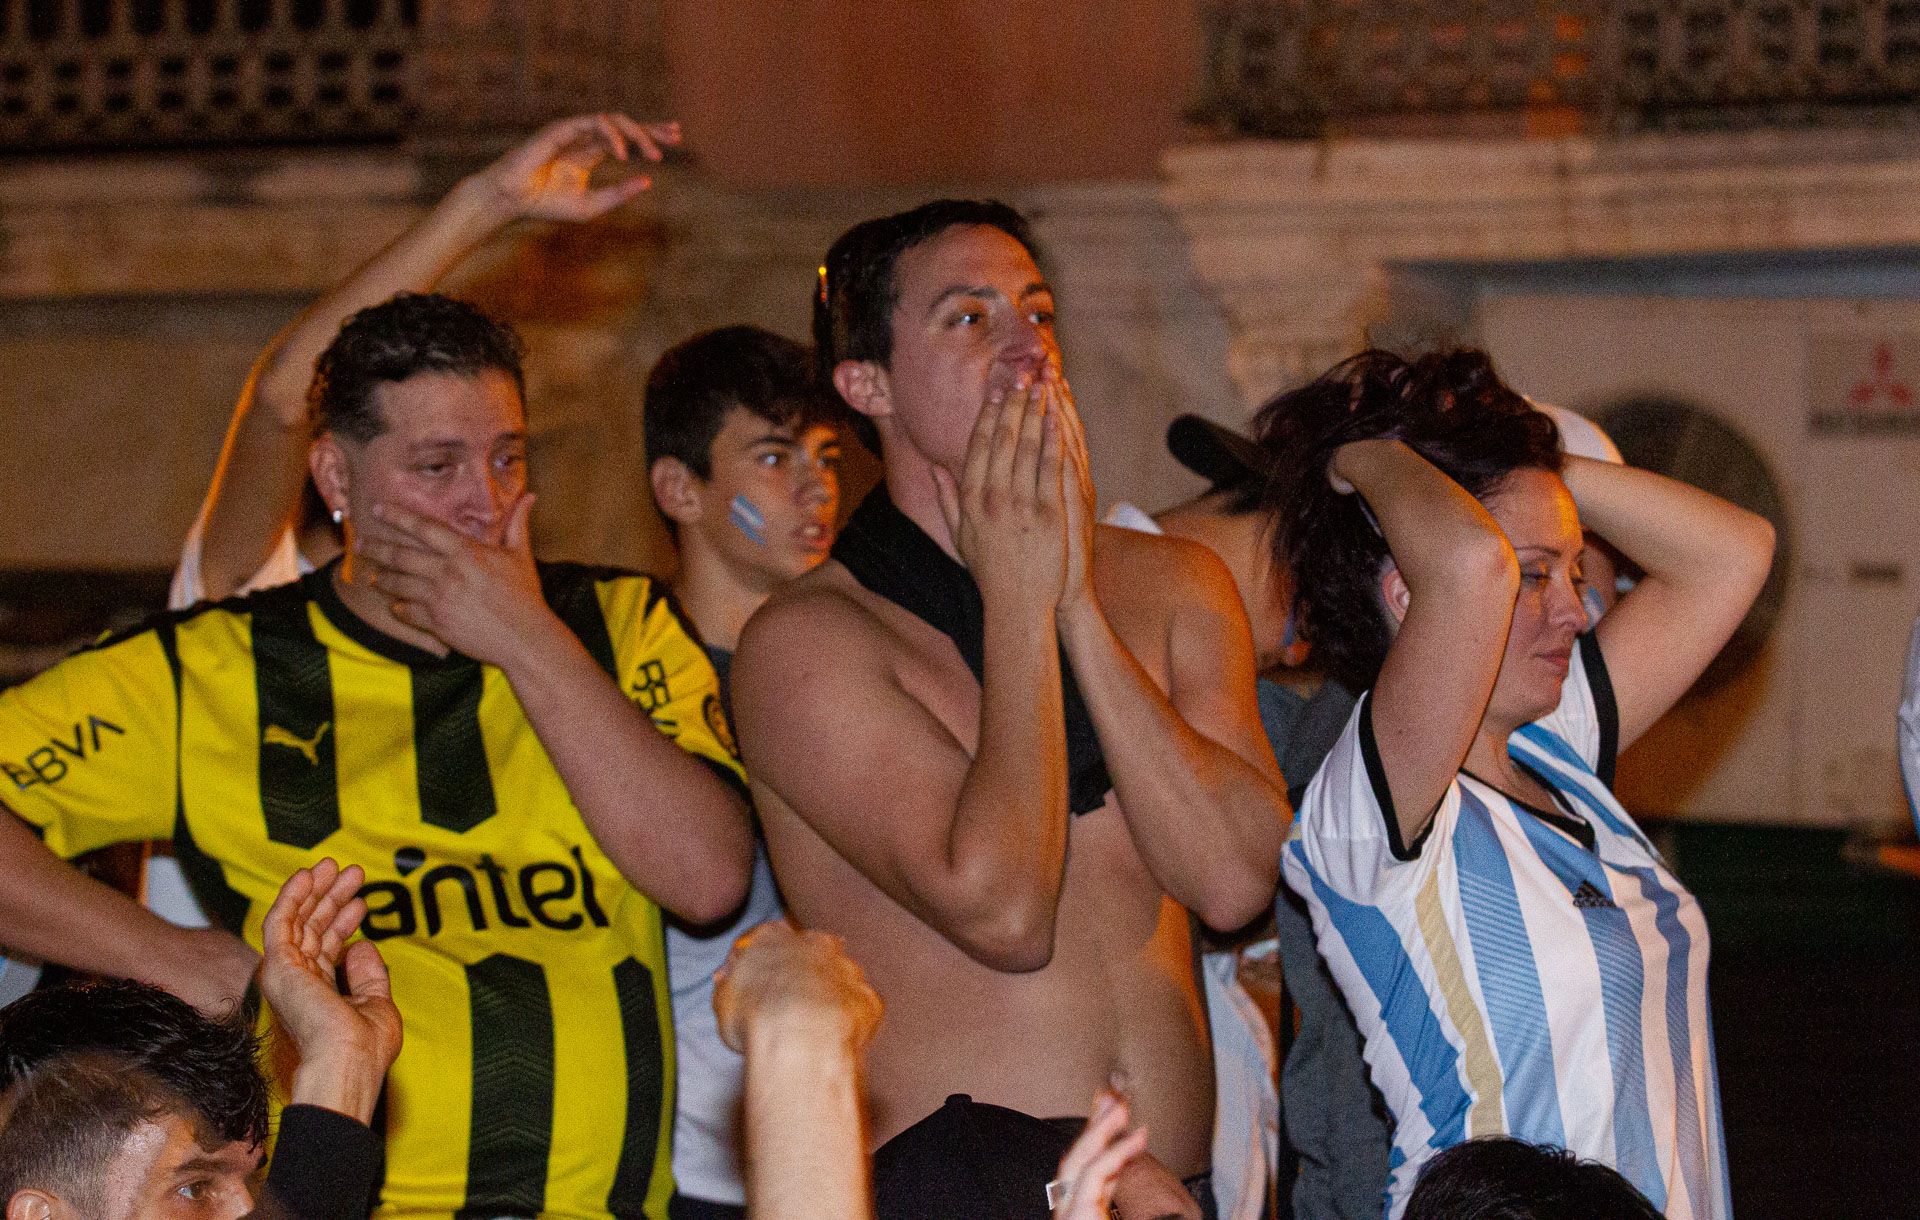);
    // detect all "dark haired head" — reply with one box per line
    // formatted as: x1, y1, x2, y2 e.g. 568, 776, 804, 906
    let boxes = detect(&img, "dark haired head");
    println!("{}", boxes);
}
309, 291, 527, 444
1404, 1137, 1664, 1220
1256, 348, 1562, 691
812, 199, 1042, 450
645, 325, 856, 482
0, 979, 268, 1150
0, 1055, 195, 1210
